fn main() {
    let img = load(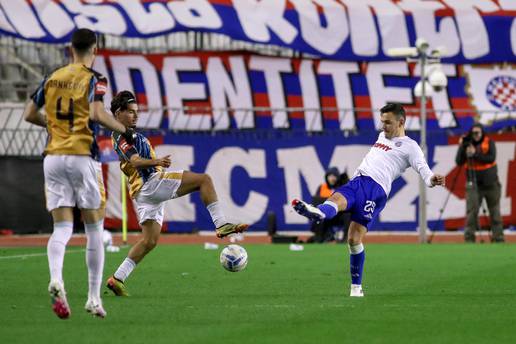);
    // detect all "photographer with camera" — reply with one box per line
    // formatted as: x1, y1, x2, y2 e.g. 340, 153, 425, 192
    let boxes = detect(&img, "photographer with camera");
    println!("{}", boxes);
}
455, 124, 504, 243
